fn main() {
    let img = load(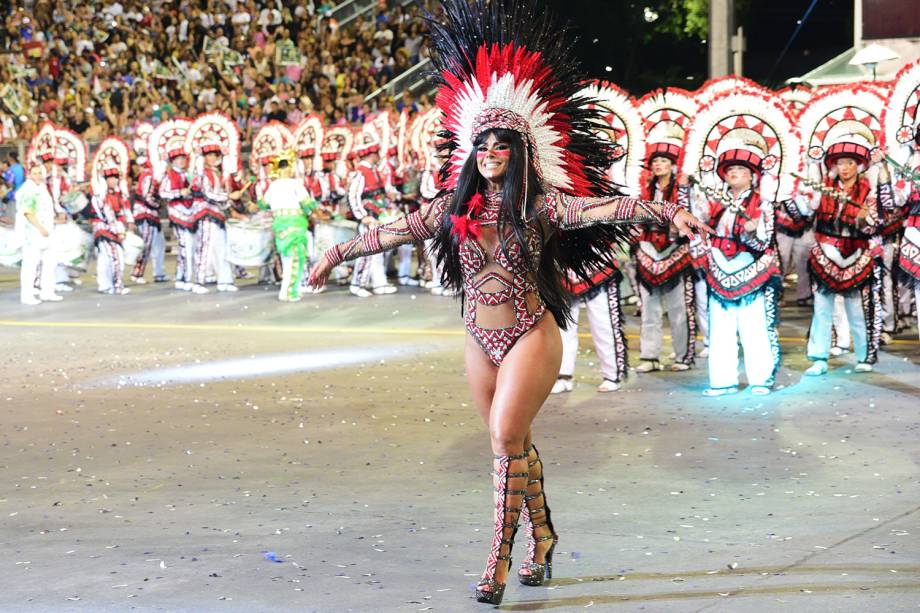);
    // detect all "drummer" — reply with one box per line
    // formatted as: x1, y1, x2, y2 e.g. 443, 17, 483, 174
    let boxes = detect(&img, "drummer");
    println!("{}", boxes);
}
90, 163, 135, 295
258, 149, 321, 302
